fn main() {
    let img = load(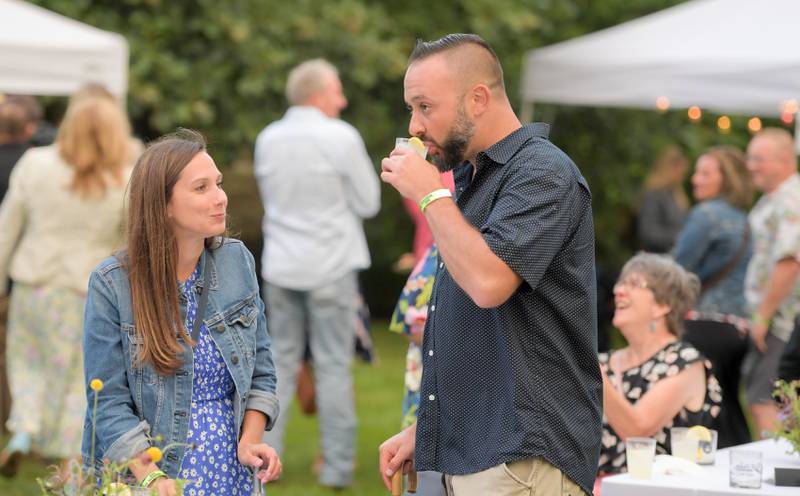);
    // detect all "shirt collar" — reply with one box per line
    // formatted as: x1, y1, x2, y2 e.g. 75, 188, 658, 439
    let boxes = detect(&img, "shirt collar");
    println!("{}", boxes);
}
770, 173, 800, 197
479, 122, 550, 166
284, 105, 327, 120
